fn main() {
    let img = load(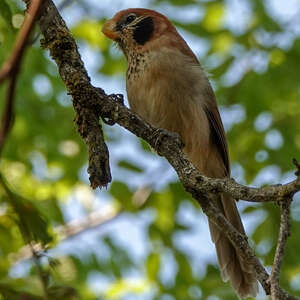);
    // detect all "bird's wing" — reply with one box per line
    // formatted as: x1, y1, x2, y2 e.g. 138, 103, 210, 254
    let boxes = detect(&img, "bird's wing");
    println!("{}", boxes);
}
203, 86, 230, 175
